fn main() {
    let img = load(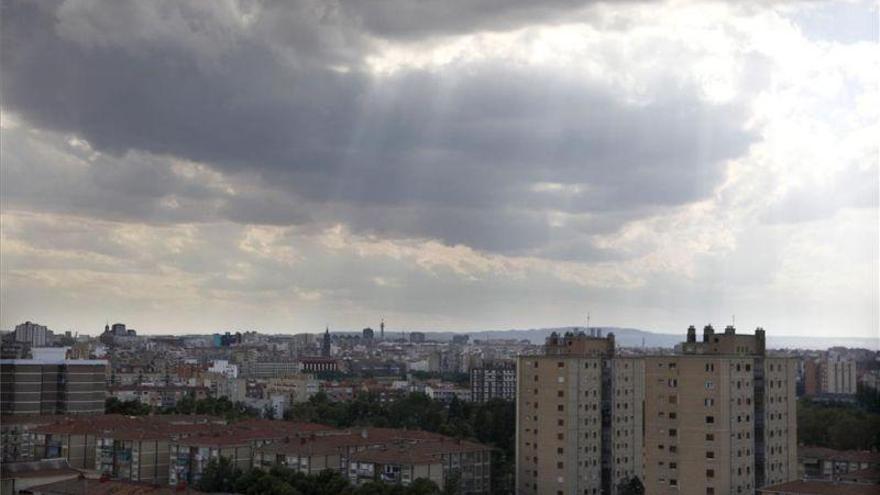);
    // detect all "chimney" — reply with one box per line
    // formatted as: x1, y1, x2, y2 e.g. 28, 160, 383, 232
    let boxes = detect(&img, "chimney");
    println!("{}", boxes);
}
703, 324, 715, 343
755, 327, 766, 355
686, 325, 696, 343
